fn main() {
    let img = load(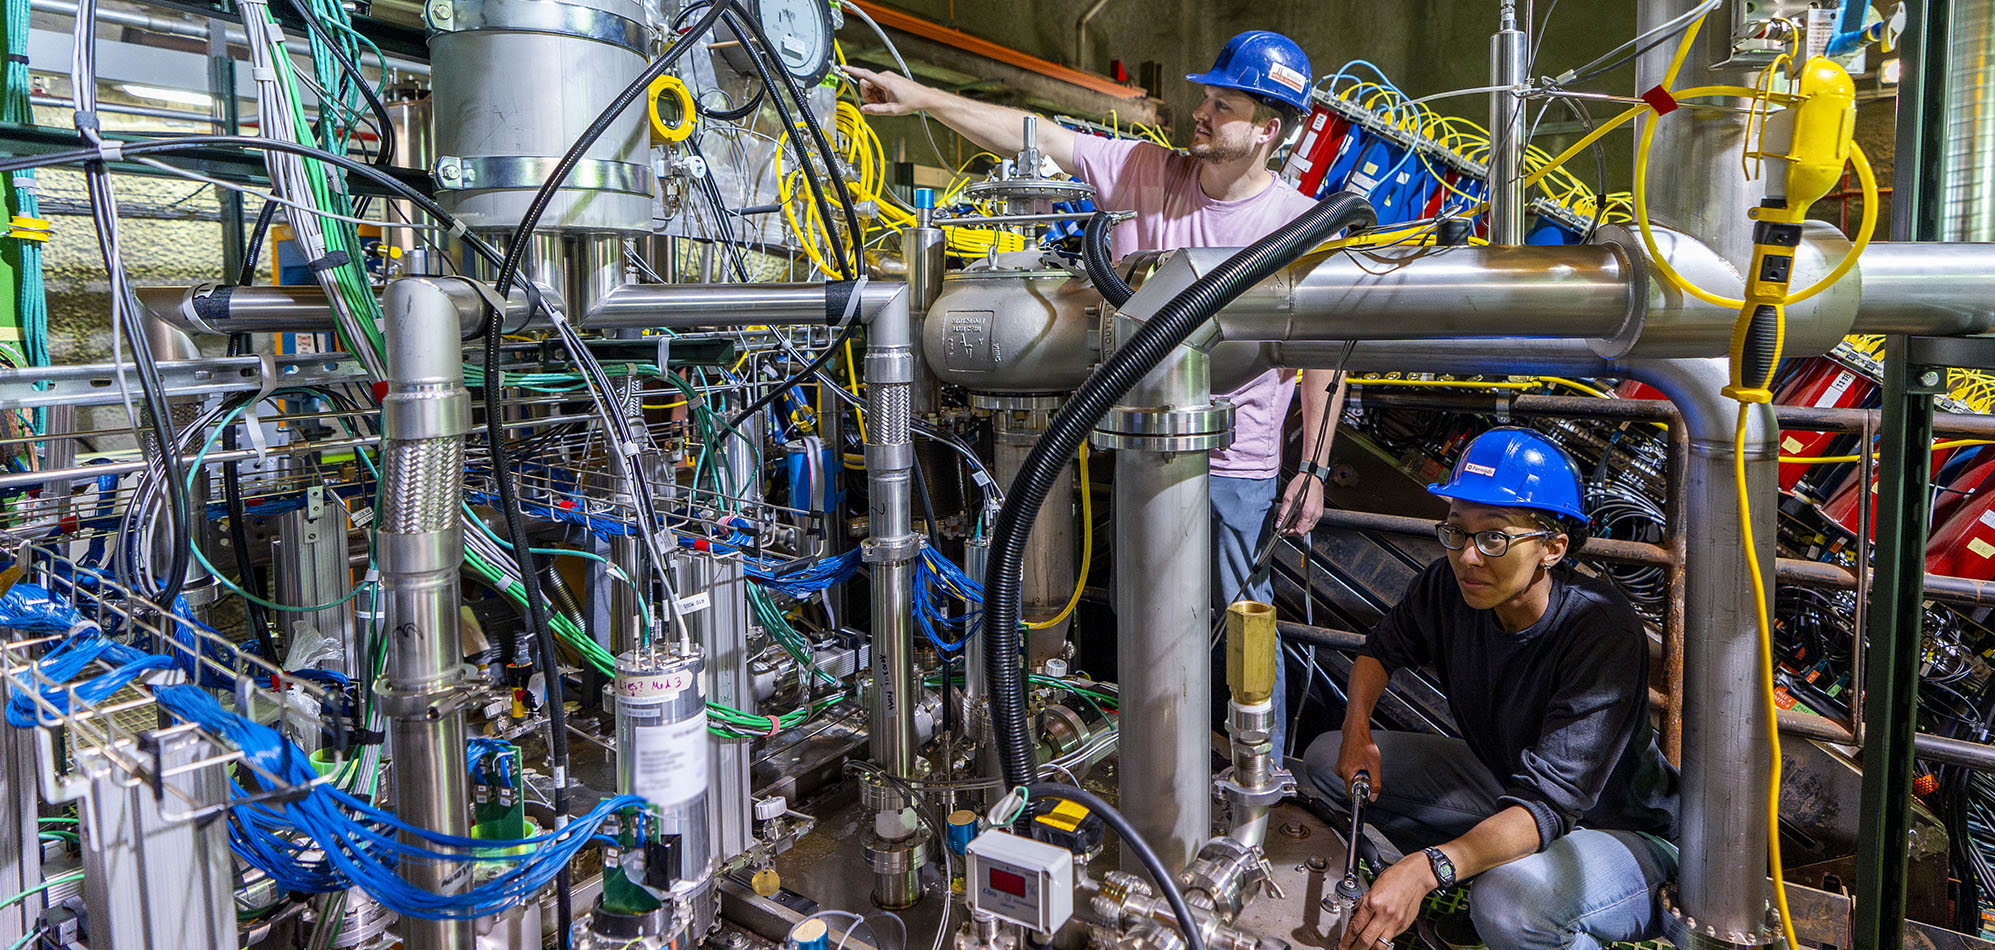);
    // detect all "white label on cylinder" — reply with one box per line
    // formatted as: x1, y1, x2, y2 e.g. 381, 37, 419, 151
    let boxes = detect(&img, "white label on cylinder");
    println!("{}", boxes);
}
618, 669, 695, 699
632, 714, 708, 806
